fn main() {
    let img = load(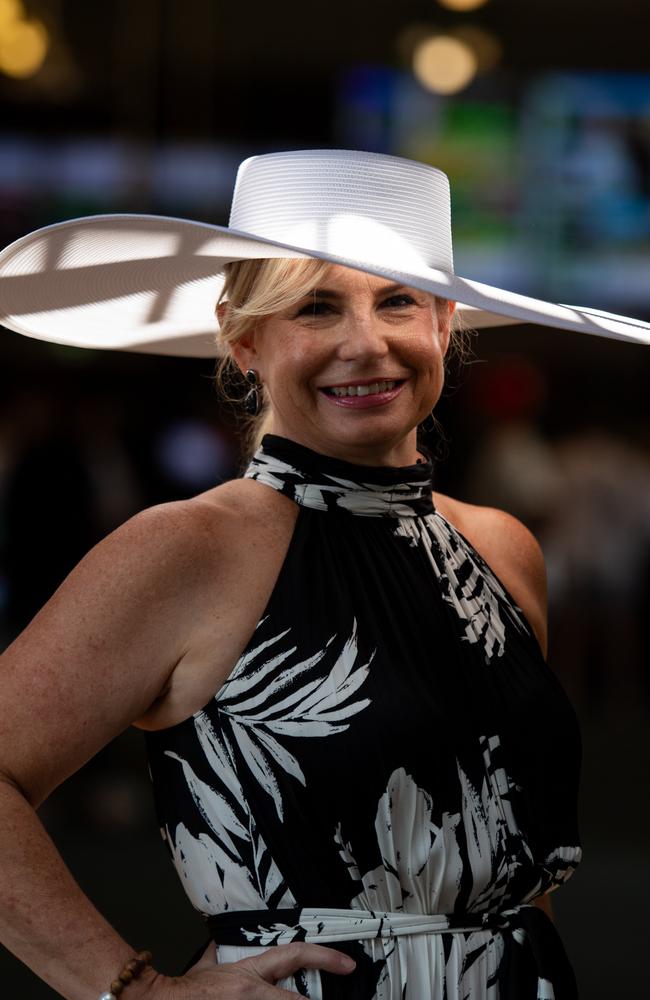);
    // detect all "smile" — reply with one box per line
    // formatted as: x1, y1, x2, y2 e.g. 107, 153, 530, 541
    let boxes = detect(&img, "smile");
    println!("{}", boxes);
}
326, 379, 399, 397
319, 378, 407, 408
